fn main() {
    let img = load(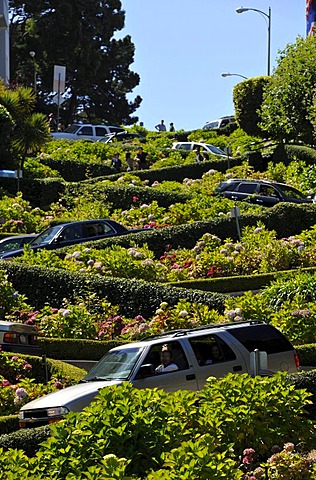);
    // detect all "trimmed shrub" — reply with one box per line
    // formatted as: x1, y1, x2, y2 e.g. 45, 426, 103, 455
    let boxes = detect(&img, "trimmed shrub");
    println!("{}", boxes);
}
2, 263, 226, 317
0, 425, 50, 456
